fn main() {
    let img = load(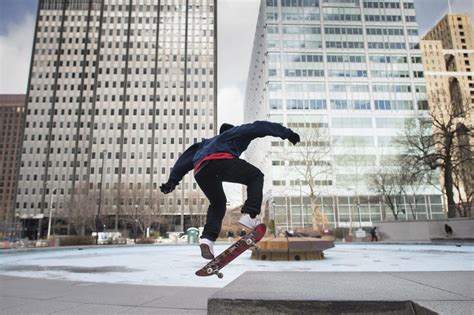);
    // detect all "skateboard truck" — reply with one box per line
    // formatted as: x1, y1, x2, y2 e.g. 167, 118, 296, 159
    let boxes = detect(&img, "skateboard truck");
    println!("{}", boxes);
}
245, 239, 261, 252
245, 238, 256, 247
206, 267, 223, 278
